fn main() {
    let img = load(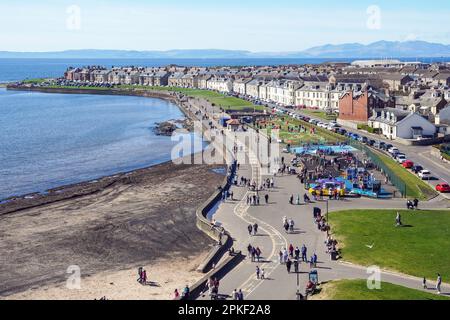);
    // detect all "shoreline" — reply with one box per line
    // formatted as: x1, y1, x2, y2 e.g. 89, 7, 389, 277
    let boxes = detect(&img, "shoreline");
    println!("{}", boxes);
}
1, 85, 200, 206
0, 155, 226, 298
